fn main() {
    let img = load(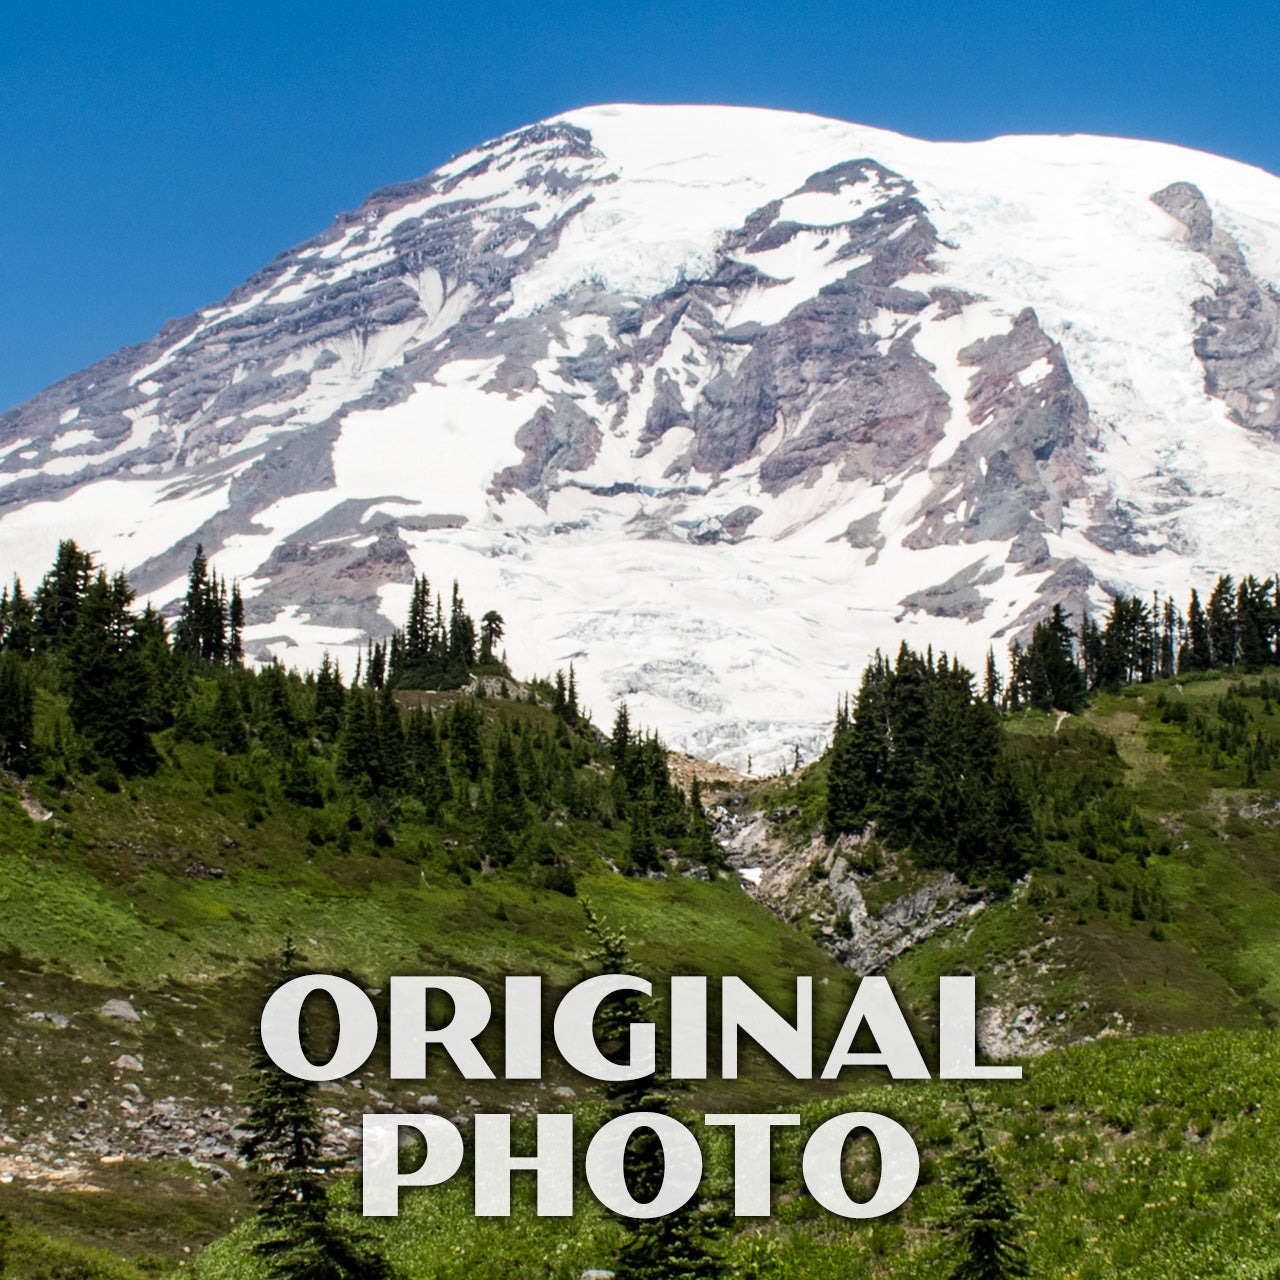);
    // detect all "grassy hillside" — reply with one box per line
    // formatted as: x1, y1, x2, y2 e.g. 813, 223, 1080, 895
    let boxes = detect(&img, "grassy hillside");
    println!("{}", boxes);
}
0, 690, 859, 1274
188, 1026, 1280, 1280
746, 670, 1280, 1057
3, 669, 1280, 1276
890, 676, 1280, 1046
